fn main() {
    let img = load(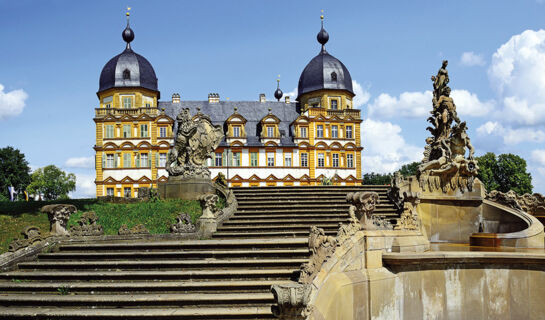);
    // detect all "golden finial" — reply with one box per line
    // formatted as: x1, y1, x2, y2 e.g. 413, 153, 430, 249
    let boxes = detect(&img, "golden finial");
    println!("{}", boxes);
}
126, 7, 131, 16
320, 9, 324, 20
